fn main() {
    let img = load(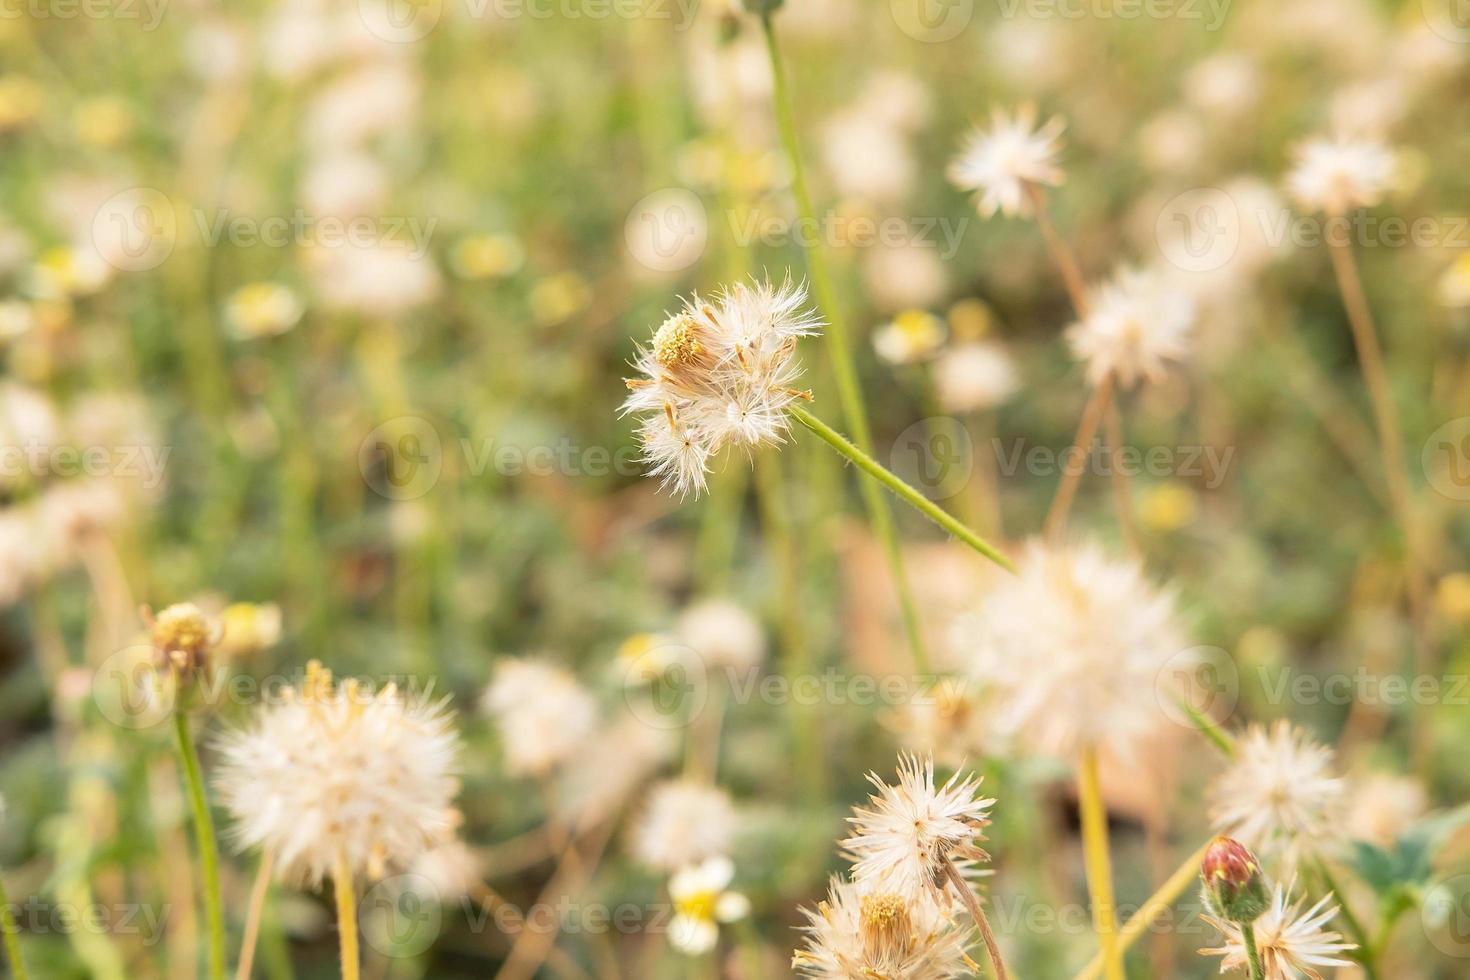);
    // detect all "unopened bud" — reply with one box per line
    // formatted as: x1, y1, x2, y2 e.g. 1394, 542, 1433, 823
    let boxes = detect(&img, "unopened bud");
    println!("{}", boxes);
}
1200, 836, 1269, 923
